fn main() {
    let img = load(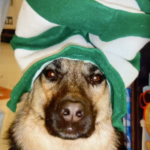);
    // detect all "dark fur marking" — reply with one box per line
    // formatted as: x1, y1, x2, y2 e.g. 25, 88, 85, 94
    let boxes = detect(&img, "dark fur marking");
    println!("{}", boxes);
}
52, 59, 61, 70
89, 64, 99, 73
6, 123, 21, 150
115, 129, 127, 150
